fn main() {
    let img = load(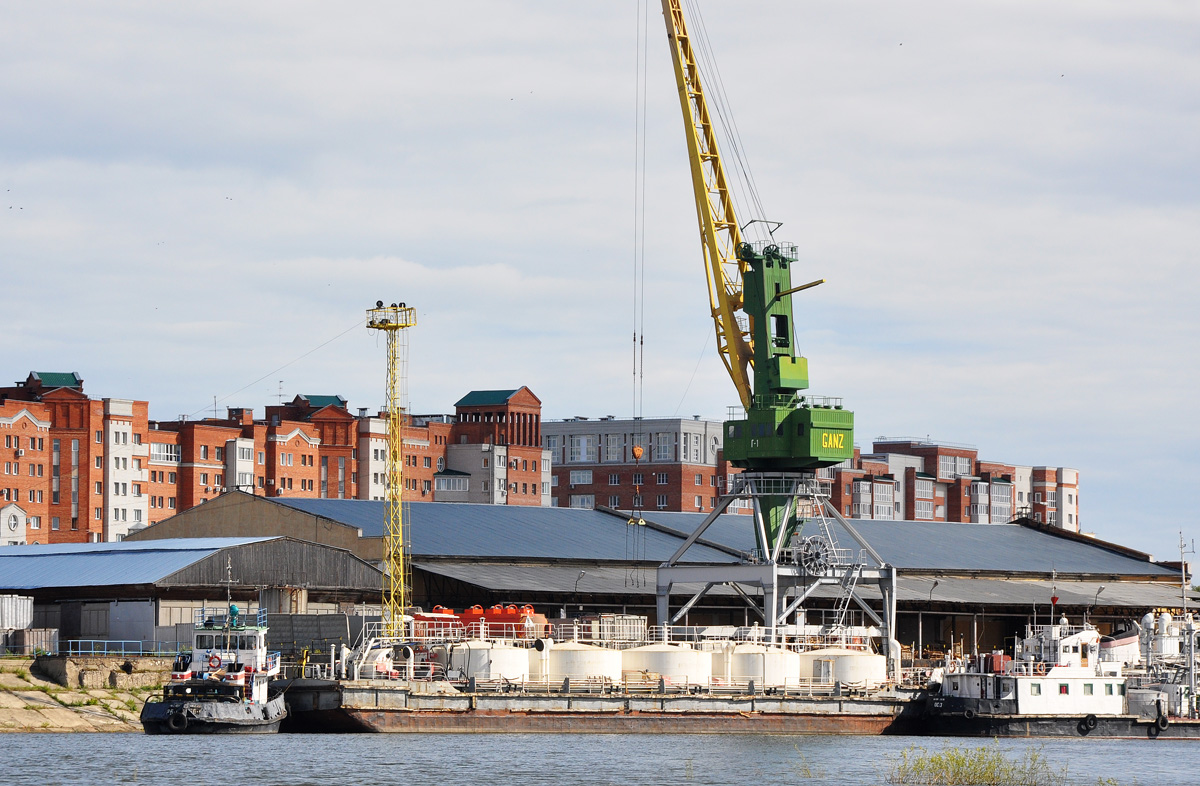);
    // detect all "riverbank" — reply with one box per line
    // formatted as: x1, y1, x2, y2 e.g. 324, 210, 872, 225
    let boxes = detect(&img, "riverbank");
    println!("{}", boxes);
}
0, 658, 161, 732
